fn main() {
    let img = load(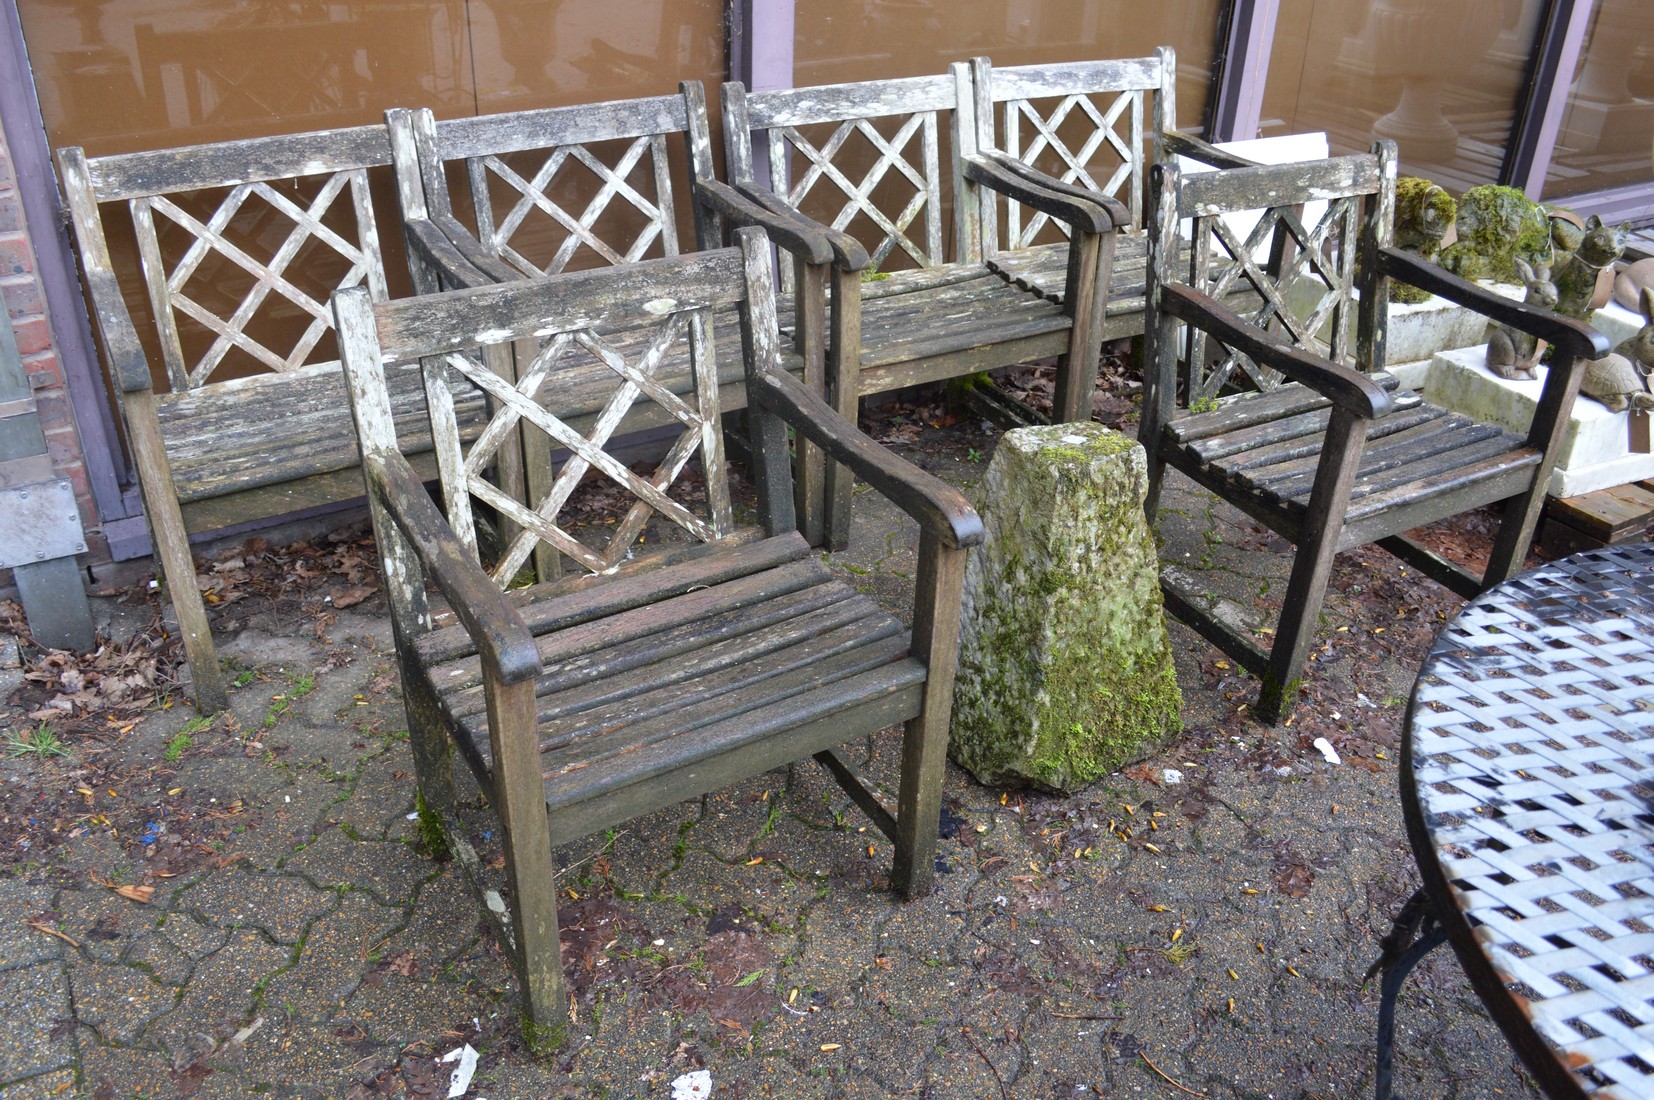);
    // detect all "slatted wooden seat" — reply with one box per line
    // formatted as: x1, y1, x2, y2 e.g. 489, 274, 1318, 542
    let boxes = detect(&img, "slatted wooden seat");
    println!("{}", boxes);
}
1142, 144, 1610, 723
710, 70, 1115, 548
335, 227, 979, 1049
58, 127, 488, 712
